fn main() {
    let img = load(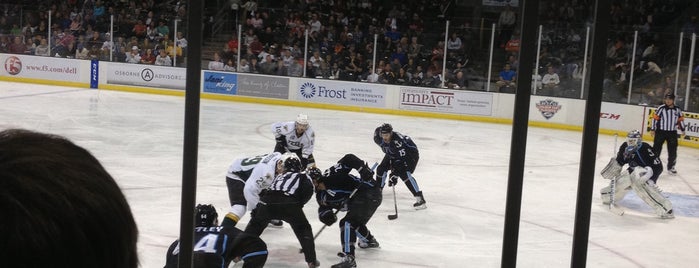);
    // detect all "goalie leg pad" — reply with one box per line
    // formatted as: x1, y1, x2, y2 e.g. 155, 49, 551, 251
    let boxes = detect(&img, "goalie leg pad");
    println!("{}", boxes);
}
601, 157, 622, 180
601, 173, 632, 204
630, 170, 673, 218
